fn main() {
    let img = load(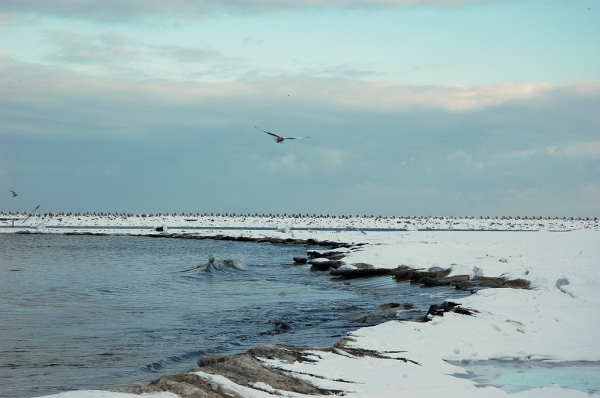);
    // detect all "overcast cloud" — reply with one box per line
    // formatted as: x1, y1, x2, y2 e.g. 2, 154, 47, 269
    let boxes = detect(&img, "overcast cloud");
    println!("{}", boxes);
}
1, 0, 527, 21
